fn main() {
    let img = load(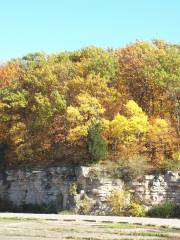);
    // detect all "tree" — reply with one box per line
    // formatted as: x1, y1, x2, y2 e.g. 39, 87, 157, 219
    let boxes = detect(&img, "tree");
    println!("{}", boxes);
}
0, 43, 179, 168
66, 93, 105, 142
146, 118, 177, 167
109, 101, 149, 149
0, 53, 66, 163
87, 123, 107, 163
116, 40, 180, 126
0, 63, 19, 88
